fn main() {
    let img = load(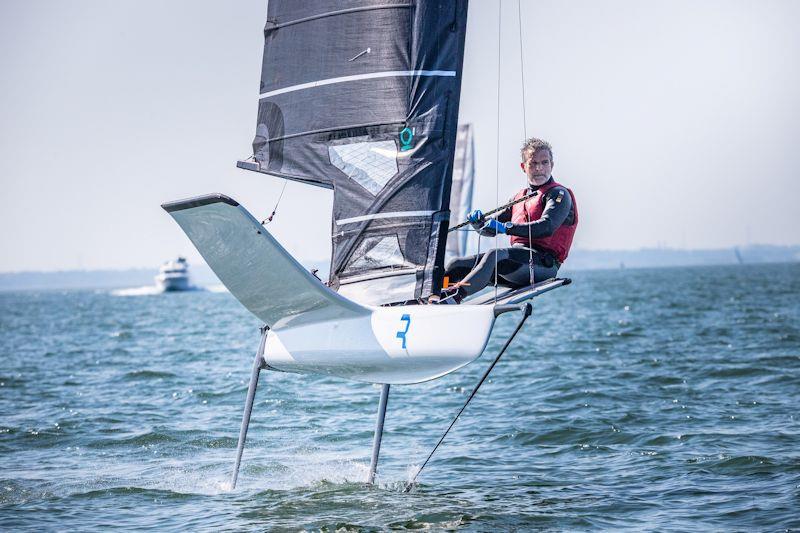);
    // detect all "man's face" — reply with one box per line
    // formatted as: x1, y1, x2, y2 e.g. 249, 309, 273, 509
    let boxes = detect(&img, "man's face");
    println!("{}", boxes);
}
520, 148, 553, 187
